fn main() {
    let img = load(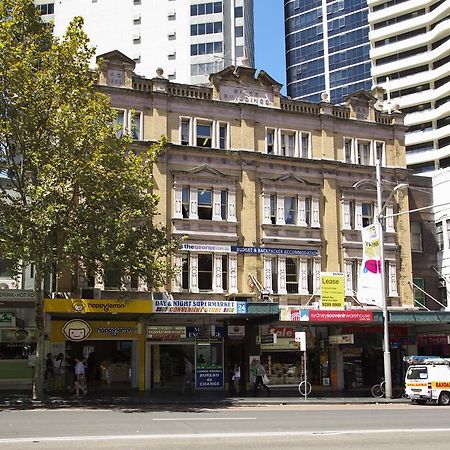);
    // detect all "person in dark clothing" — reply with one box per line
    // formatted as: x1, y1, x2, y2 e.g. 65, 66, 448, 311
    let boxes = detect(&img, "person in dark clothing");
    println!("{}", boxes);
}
45, 353, 54, 390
